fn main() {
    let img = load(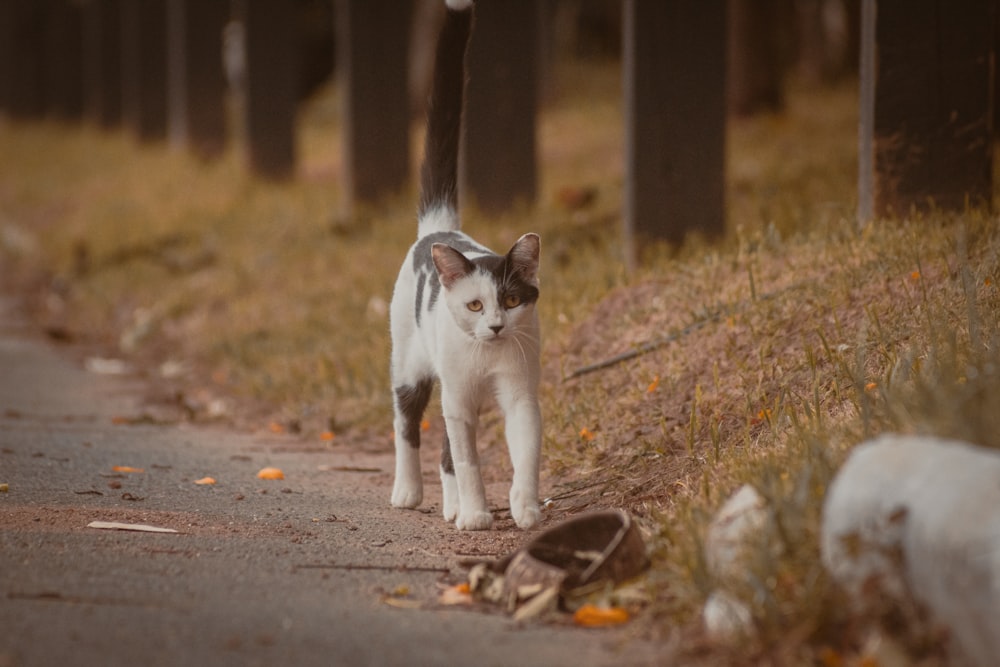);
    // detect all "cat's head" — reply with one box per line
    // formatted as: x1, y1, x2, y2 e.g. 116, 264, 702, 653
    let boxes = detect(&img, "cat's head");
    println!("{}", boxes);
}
431, 233, 540, 342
